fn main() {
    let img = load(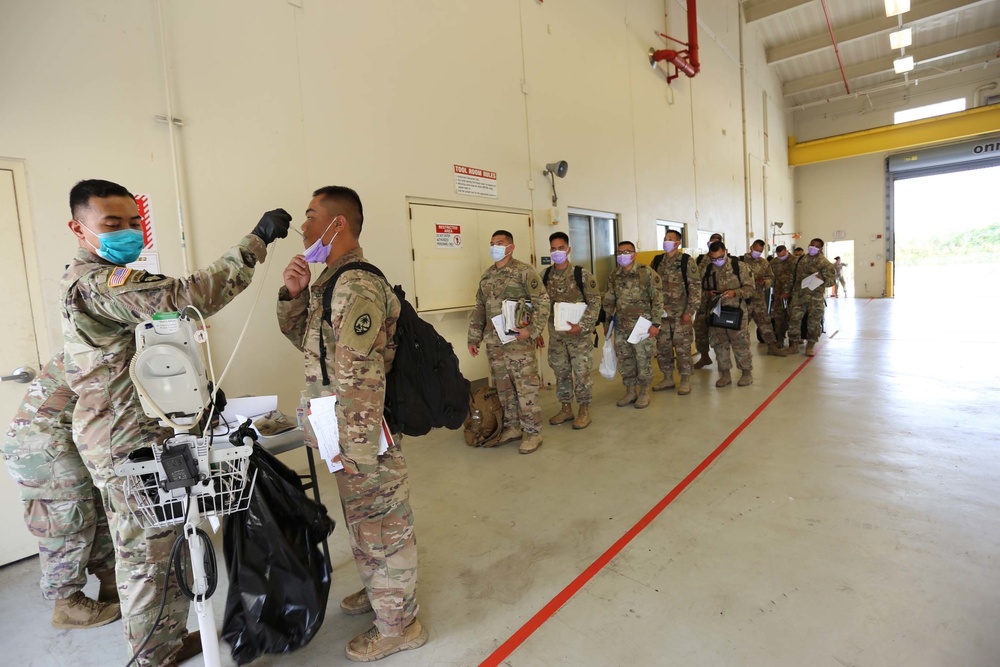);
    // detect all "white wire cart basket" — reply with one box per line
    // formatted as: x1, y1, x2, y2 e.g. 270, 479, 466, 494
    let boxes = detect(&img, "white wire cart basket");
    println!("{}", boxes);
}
117, 434, 257, 530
